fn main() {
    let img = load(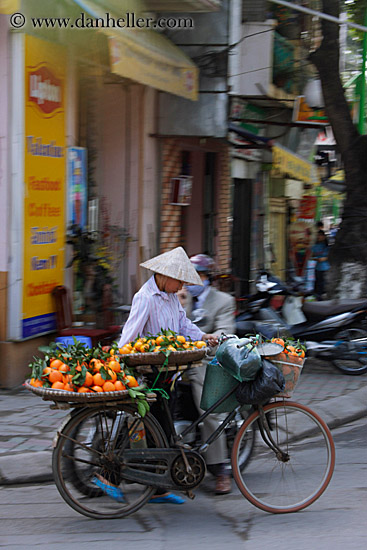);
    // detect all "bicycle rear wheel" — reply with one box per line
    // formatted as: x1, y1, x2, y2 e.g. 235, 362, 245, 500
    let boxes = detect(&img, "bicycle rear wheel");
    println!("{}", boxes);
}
53, 403, 168, 519
231, 401, 335, 513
